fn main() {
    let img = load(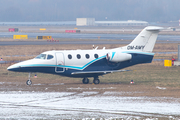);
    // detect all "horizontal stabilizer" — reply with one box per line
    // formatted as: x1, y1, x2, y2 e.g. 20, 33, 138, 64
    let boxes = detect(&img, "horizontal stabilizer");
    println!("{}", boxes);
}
71, 69, 131, 75
146, 26, 164, 31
